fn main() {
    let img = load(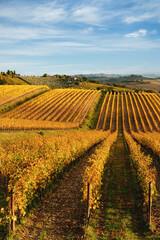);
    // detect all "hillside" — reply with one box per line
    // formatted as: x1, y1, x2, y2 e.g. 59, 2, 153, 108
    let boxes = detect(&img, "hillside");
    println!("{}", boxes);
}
0, 72, 136, 92
0, 88, 100, 130
21, 76, 68, 89
77, 74, 160, 92
0, 88, 159, 239
72, 81, 132, 92
0, 86, 159, 239
20, 75, 132, 92
0, 85, 49, 115
125, 78, 160, 93
0, 73, 28, 85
